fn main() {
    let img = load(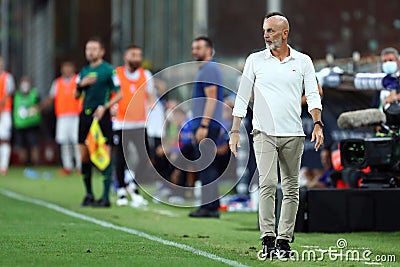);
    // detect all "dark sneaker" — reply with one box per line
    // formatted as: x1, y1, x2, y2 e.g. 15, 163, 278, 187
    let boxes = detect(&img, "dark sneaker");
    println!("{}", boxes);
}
188, 208, 220, 218
276, 239, 292, 259
93, 198, 111, 208
81, 195, 94, 207
262, 236, 276, 259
